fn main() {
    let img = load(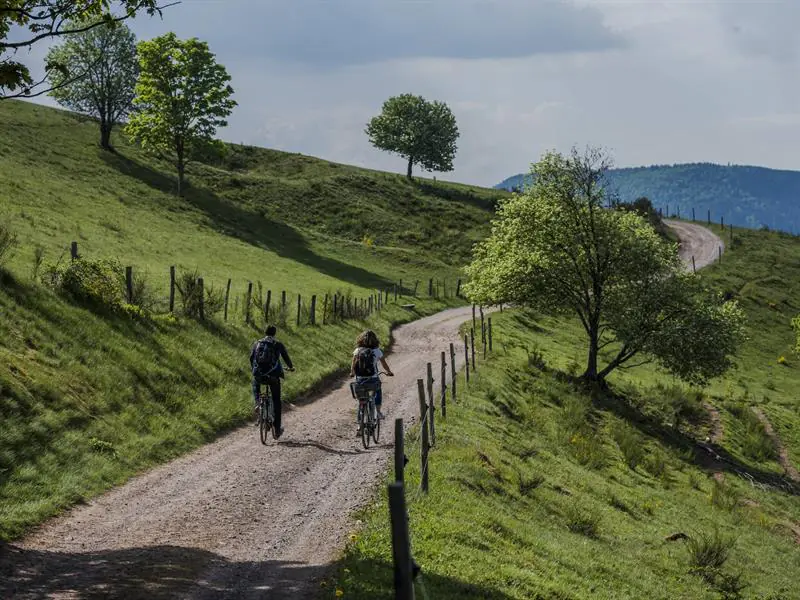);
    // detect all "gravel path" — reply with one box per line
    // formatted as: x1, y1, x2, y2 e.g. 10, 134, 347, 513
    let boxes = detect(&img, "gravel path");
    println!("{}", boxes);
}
1, 306, 483, 599
664, 219, 725, 270
0, 222, 721, 599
